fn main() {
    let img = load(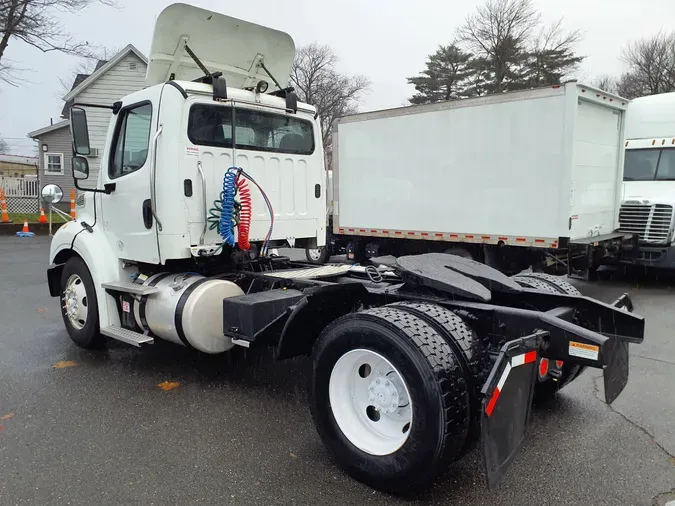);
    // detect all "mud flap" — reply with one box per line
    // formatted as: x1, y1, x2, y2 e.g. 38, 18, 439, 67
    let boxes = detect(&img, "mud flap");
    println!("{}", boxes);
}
480, 333, 542, 489
603, 337, 630, 404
